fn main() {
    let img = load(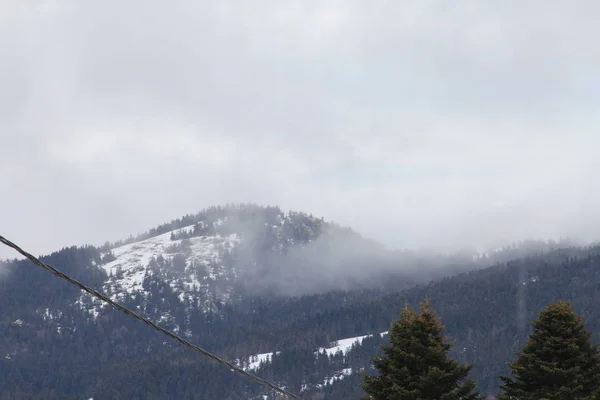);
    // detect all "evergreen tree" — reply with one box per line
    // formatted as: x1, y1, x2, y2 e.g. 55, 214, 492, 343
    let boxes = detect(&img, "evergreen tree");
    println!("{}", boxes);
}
361, 299, 480, 400
499, 300, 600, 400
